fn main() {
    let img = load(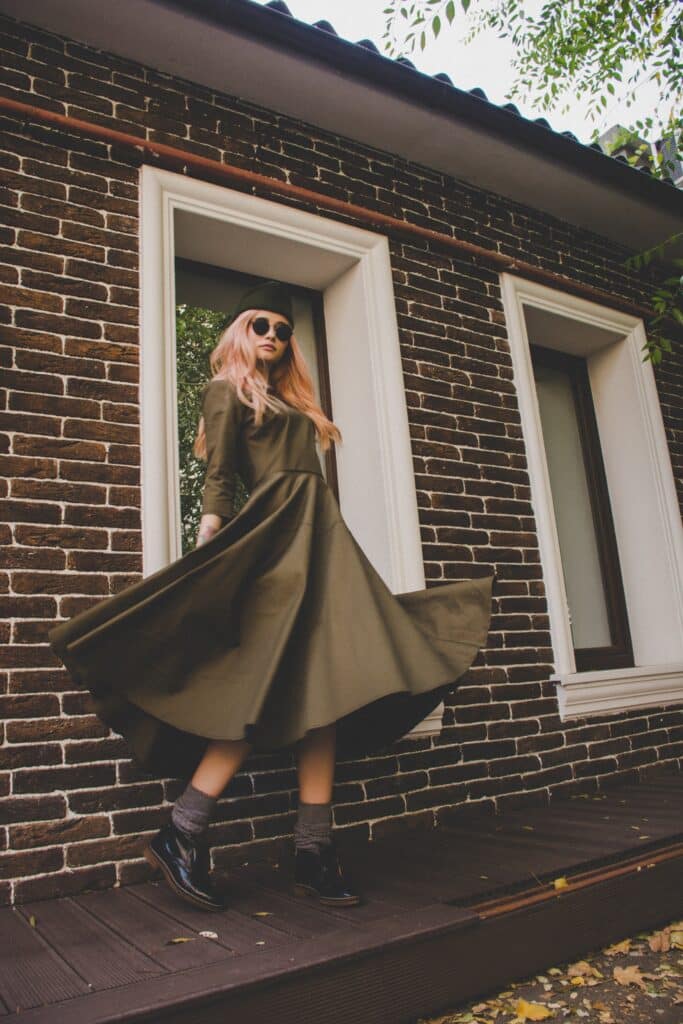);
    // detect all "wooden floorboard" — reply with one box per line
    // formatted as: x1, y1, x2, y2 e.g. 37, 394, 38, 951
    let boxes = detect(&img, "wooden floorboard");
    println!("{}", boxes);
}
3, 769, 683, 1023
77, 888, 232, 971
15, 898, 163, 991
130, 881, 292, 954
0, 907, 90, 1014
